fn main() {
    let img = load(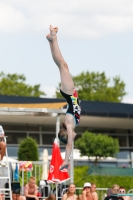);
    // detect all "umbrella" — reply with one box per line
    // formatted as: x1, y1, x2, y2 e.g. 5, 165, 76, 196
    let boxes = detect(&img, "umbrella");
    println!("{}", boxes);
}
47, 138, 70, 183
42, 149, 48, 180
47, 138, 70, 199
